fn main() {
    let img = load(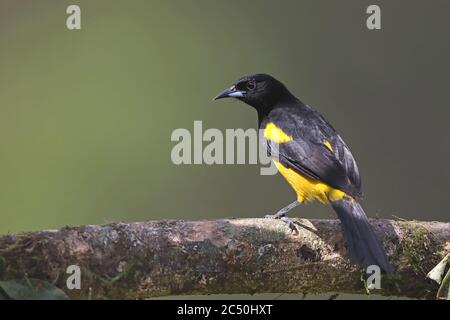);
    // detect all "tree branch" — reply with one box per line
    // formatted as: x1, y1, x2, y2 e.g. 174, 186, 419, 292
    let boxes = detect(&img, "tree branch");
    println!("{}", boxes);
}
0, 218, 449, 299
